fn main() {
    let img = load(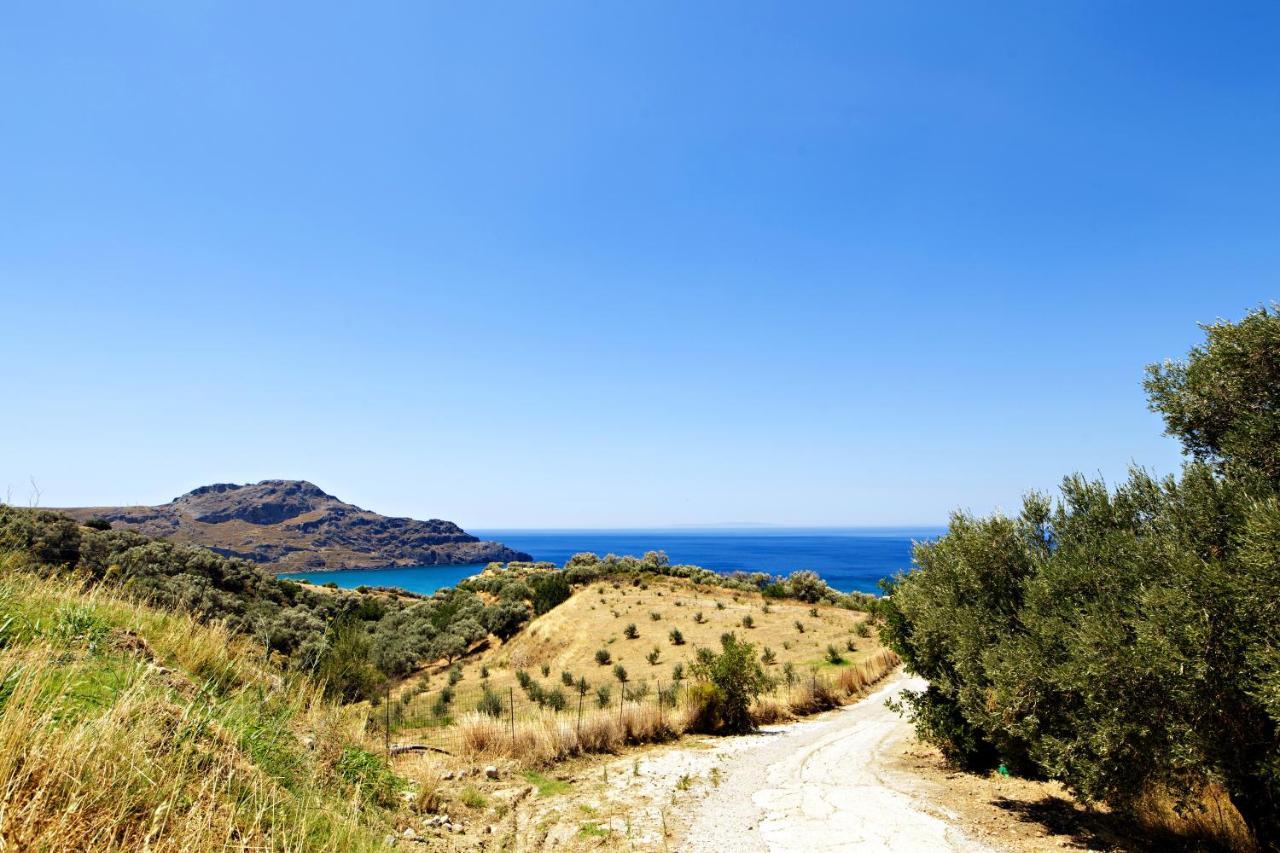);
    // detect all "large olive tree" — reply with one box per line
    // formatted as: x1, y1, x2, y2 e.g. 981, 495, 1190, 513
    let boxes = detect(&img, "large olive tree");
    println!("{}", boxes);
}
883, 306, 1280, 847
